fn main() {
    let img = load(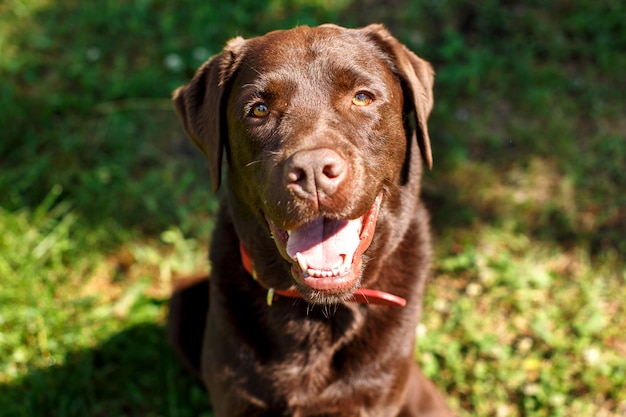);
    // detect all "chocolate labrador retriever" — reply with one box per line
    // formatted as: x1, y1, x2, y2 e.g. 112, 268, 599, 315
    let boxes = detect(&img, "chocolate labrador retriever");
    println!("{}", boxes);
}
169, 24, 454, 416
